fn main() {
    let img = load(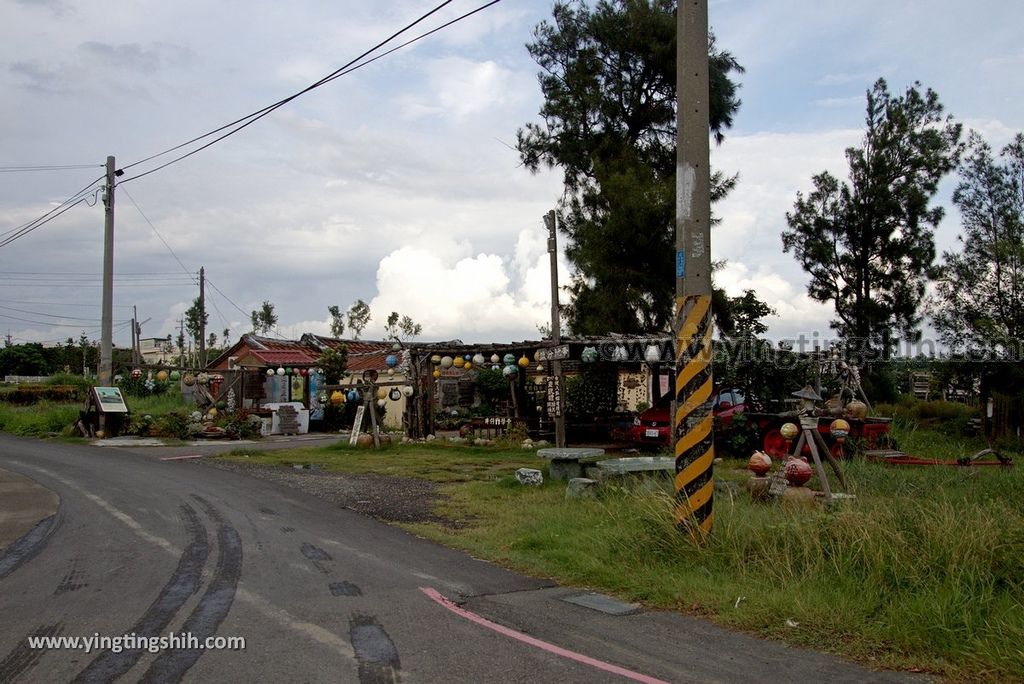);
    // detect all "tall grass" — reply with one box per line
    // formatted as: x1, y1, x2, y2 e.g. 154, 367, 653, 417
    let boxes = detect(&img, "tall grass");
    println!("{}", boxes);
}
0, 401, 80, 436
